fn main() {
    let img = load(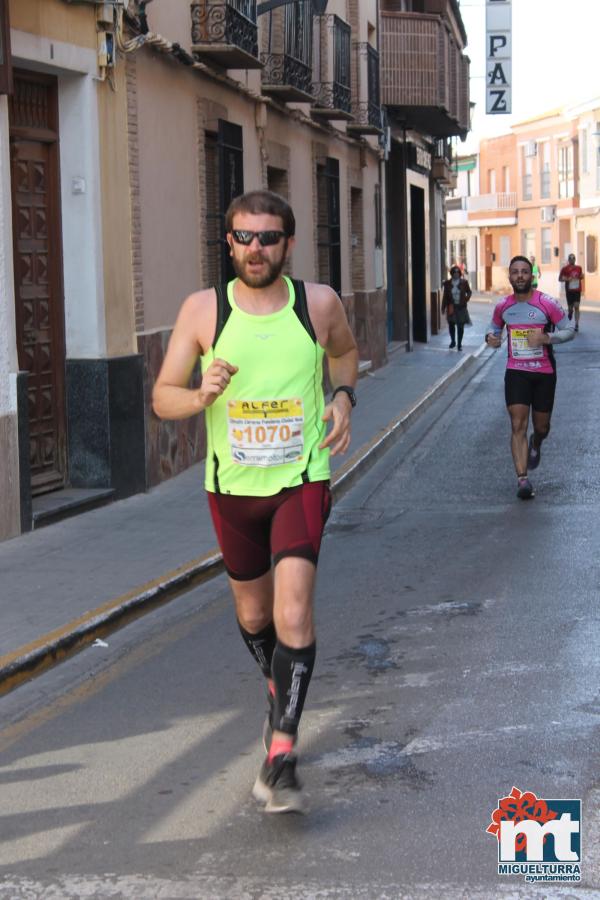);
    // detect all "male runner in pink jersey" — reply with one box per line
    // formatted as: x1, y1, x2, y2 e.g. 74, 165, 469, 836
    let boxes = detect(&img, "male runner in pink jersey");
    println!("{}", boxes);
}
485, 256, 575, 499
